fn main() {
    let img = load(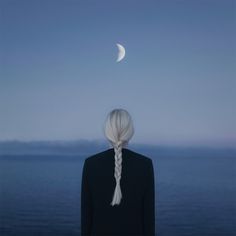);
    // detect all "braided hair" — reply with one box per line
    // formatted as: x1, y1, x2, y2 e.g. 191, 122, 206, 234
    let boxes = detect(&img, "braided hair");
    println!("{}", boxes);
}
111, 140, 123, 206
103, 108, 134, 206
